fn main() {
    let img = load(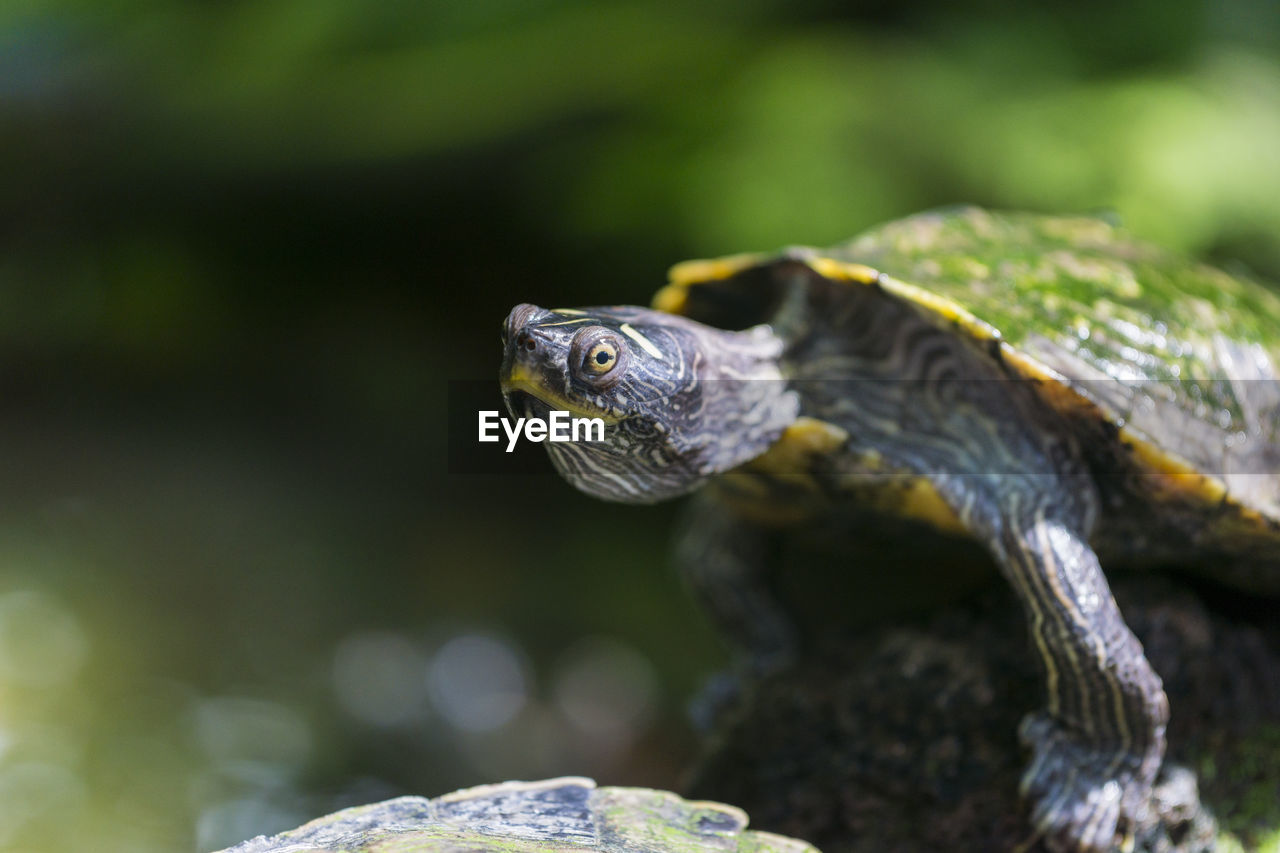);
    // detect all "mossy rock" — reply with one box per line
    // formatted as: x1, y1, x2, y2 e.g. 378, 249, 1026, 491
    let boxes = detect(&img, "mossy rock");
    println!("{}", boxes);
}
216, 777, 819, 853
